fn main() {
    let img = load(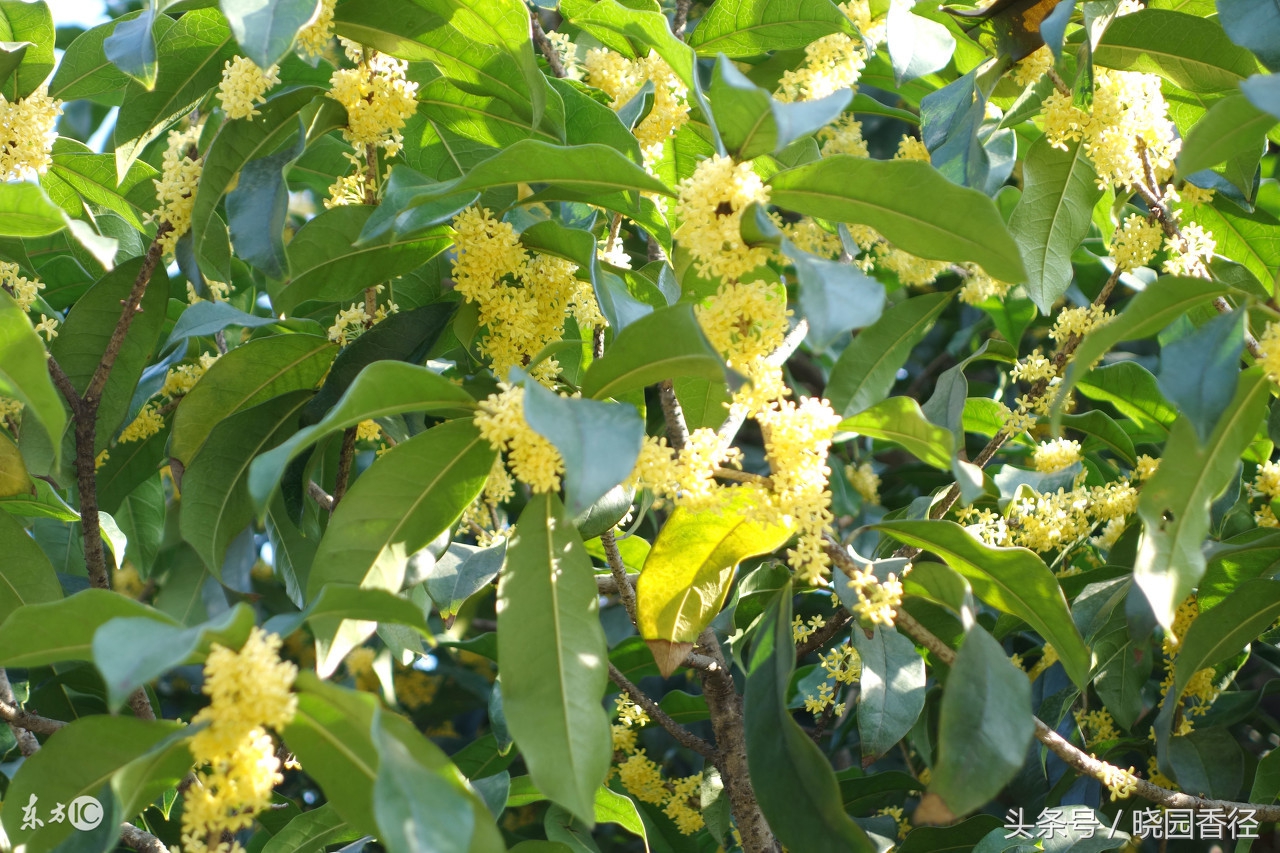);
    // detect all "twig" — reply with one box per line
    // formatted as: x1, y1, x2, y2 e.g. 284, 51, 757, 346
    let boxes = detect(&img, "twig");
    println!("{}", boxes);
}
119, 824, 169, 853
672, 0, 692, 37
713, 467, 770, 487
600, 531, 638, 624
332, 427, 358, 506
529, 10, 568, 79
46, 355, 83, 416
893, 607, 1280, 820
608, 662, 718, 761
795, 608, 853, 659
307, 481, 335, 512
